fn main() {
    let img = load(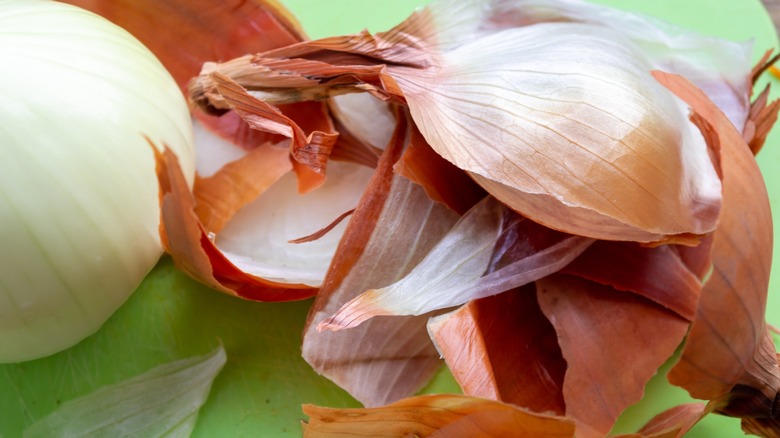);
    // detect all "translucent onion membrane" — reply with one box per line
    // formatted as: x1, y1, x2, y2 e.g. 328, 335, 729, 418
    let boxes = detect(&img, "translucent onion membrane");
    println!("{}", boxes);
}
25, 345, 226, 437
0, 0, 195, 362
